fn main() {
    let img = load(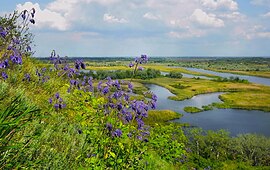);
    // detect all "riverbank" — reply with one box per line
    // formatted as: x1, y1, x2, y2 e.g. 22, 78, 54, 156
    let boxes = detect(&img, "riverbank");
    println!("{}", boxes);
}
134, 77, 270, 112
